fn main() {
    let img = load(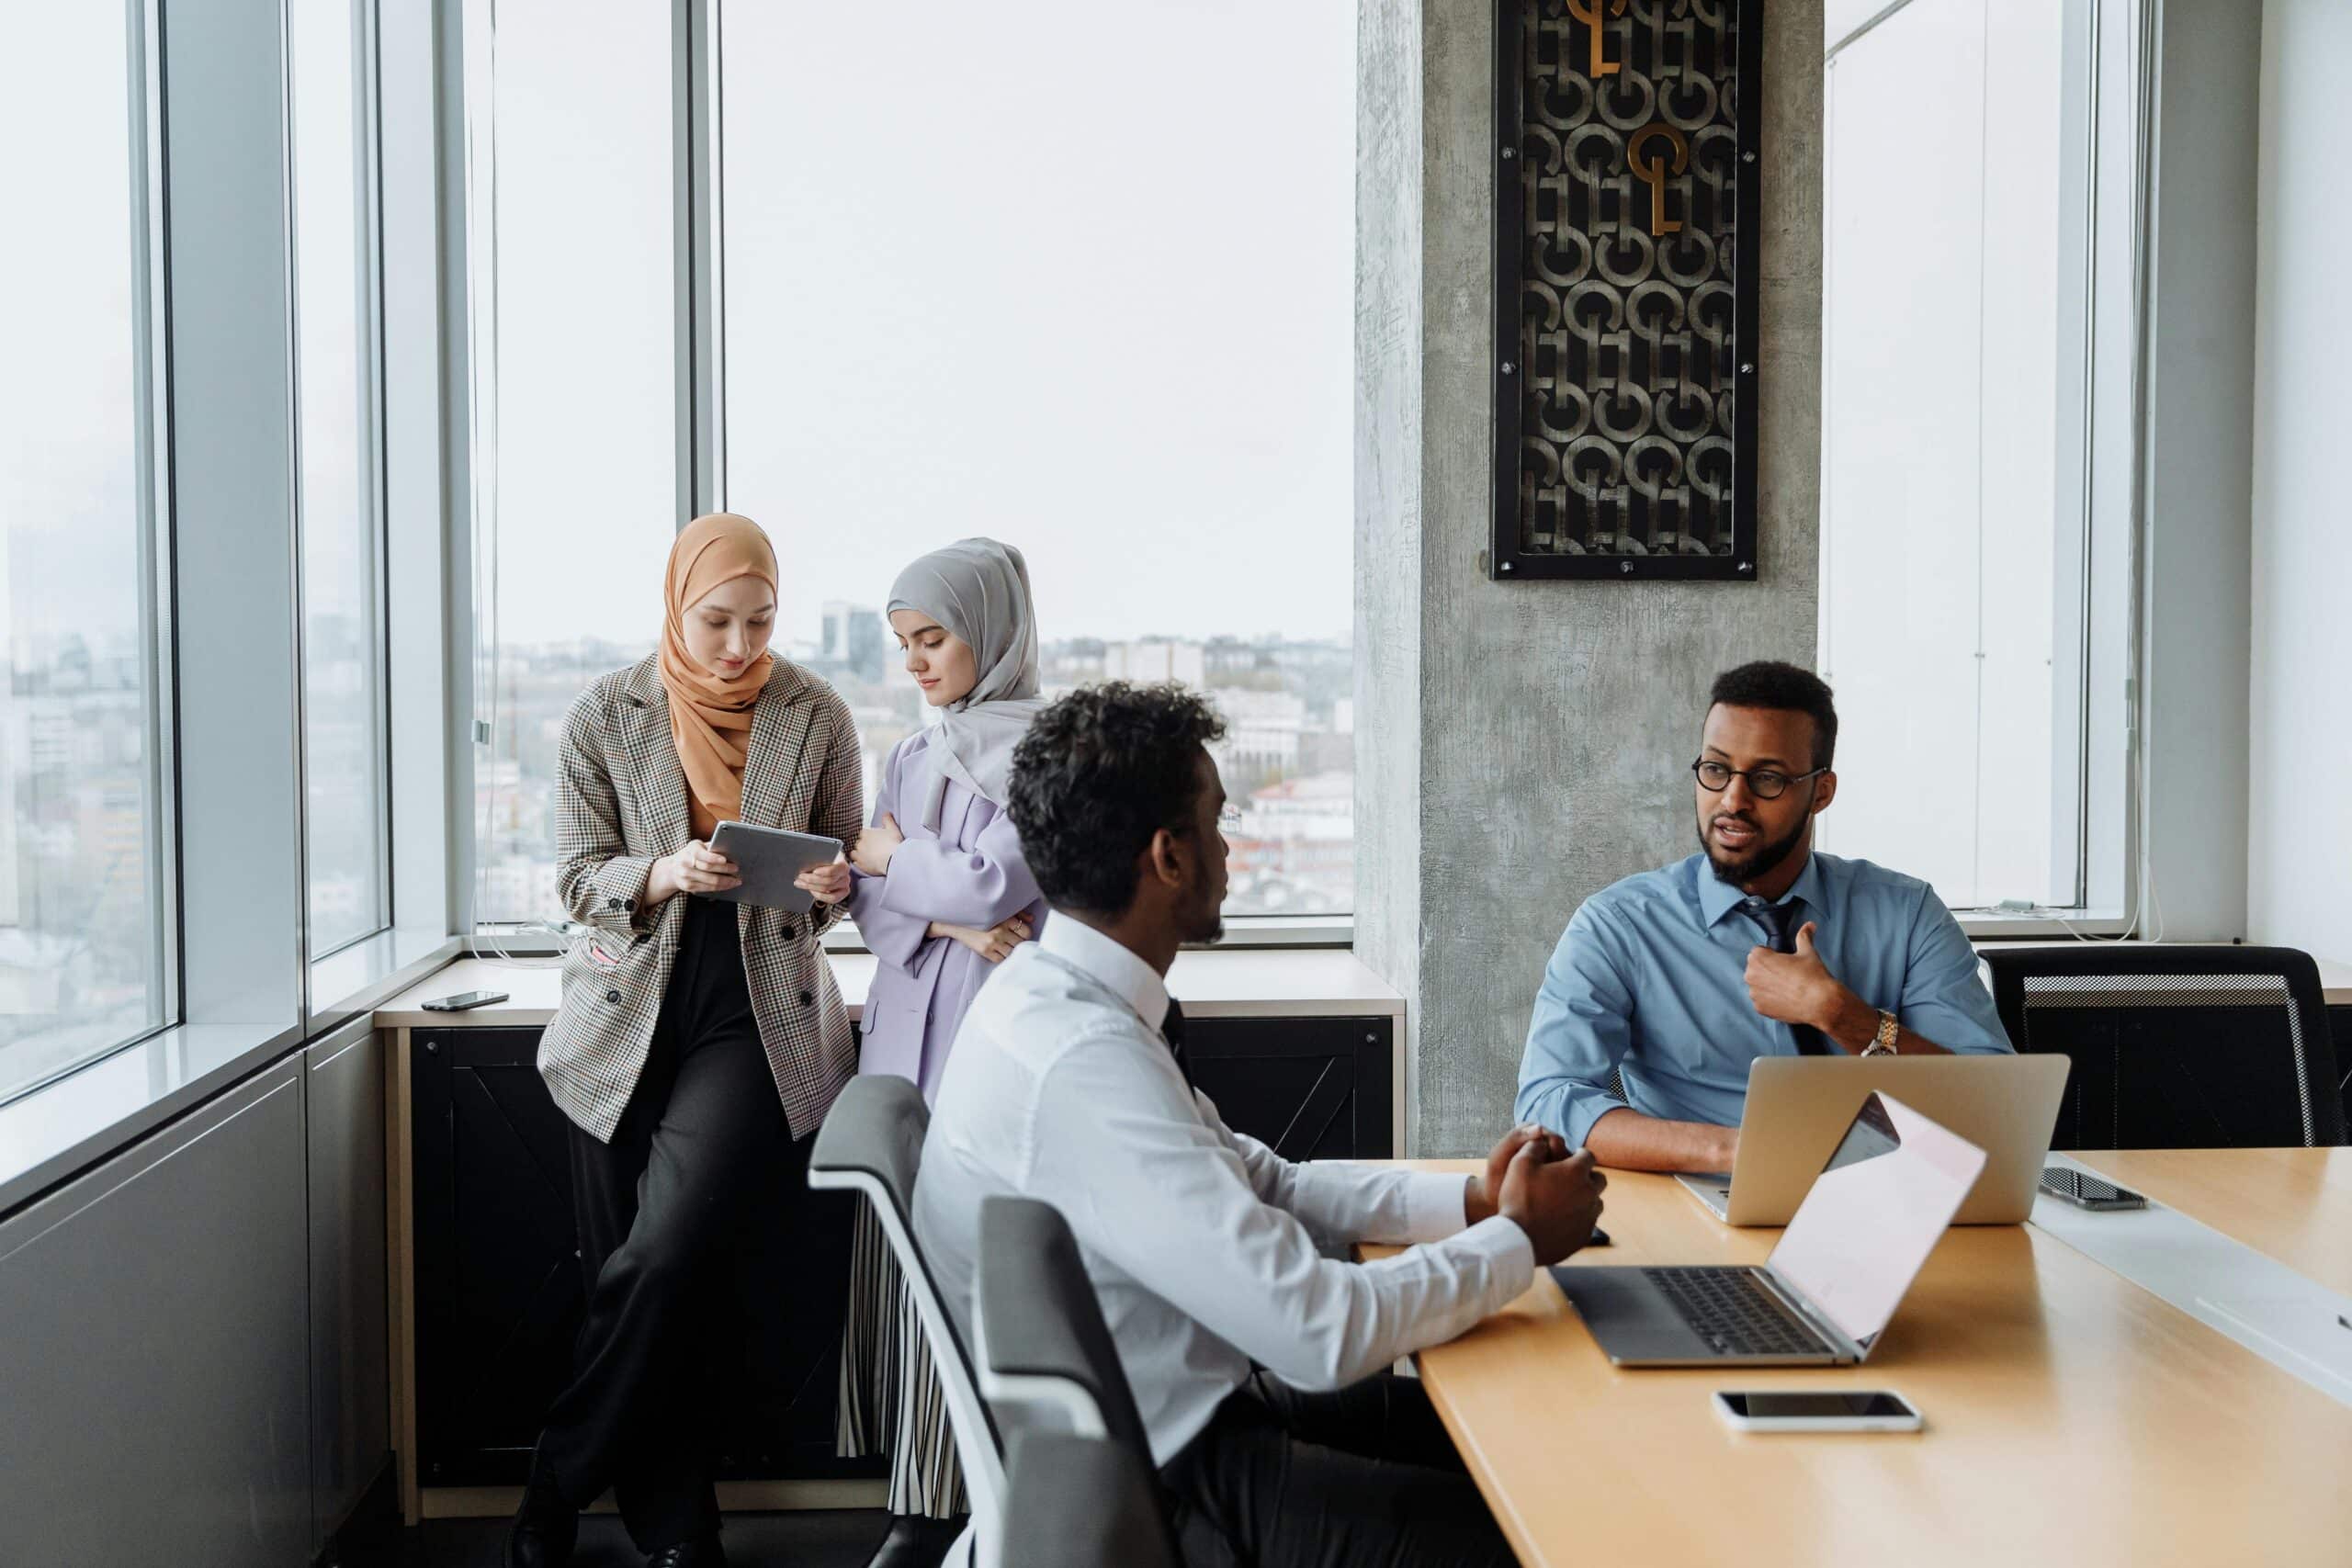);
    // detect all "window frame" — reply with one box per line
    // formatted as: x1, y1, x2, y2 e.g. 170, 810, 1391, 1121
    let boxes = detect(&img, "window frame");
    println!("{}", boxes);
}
1820, 0, 2154, 938
292, 0, 398, 967
456, 0, 1357, 953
